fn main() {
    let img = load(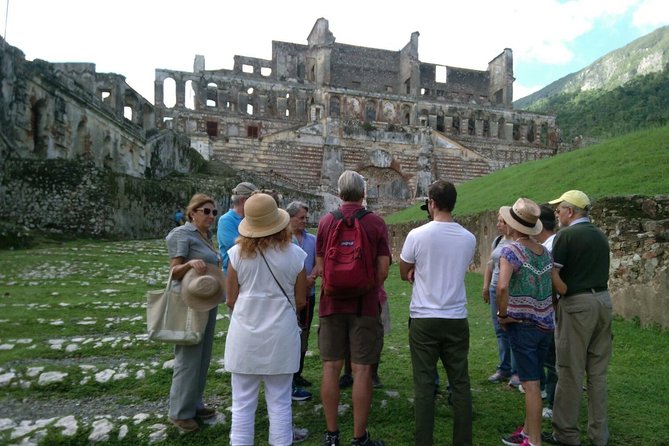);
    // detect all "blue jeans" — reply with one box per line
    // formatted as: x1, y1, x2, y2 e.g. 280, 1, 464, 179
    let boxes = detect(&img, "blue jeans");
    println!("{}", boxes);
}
507, 322, 553, 382
490, 286, 517, 376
